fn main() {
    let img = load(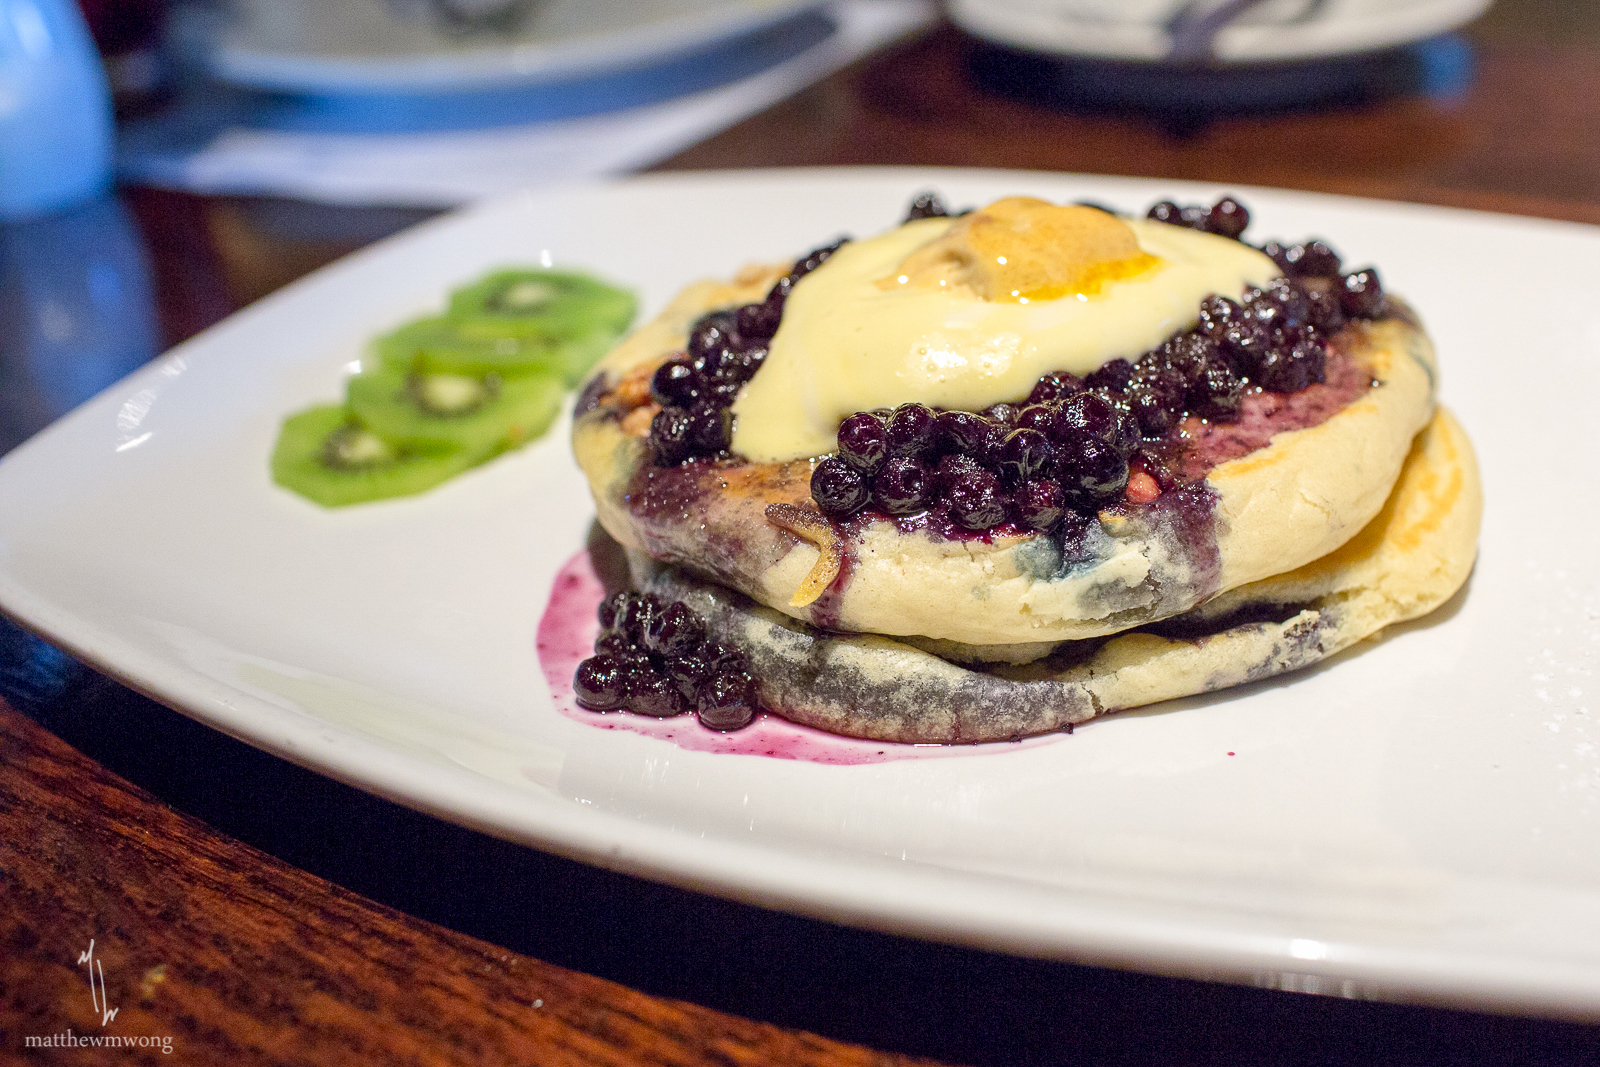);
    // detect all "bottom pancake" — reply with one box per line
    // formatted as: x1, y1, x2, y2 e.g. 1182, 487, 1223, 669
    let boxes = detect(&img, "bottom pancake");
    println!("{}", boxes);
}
626, 408, 1481, 743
